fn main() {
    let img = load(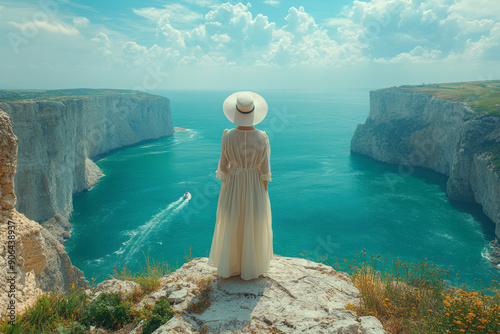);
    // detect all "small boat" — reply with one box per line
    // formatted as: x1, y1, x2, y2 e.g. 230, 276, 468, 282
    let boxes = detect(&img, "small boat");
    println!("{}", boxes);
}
183, 182, 190, 199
